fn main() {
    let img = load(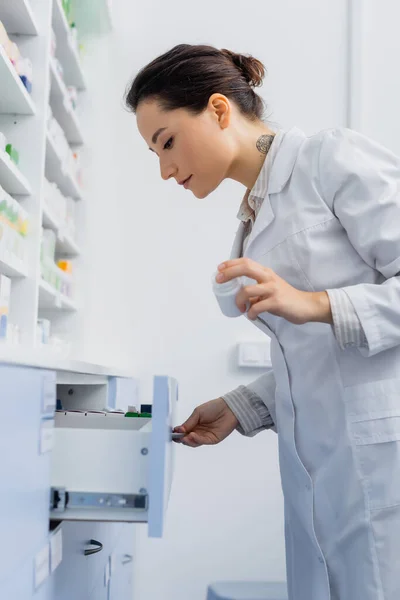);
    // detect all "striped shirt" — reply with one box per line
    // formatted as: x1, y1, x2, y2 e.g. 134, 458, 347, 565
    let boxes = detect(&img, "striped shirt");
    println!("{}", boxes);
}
223, 130, 368, 435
